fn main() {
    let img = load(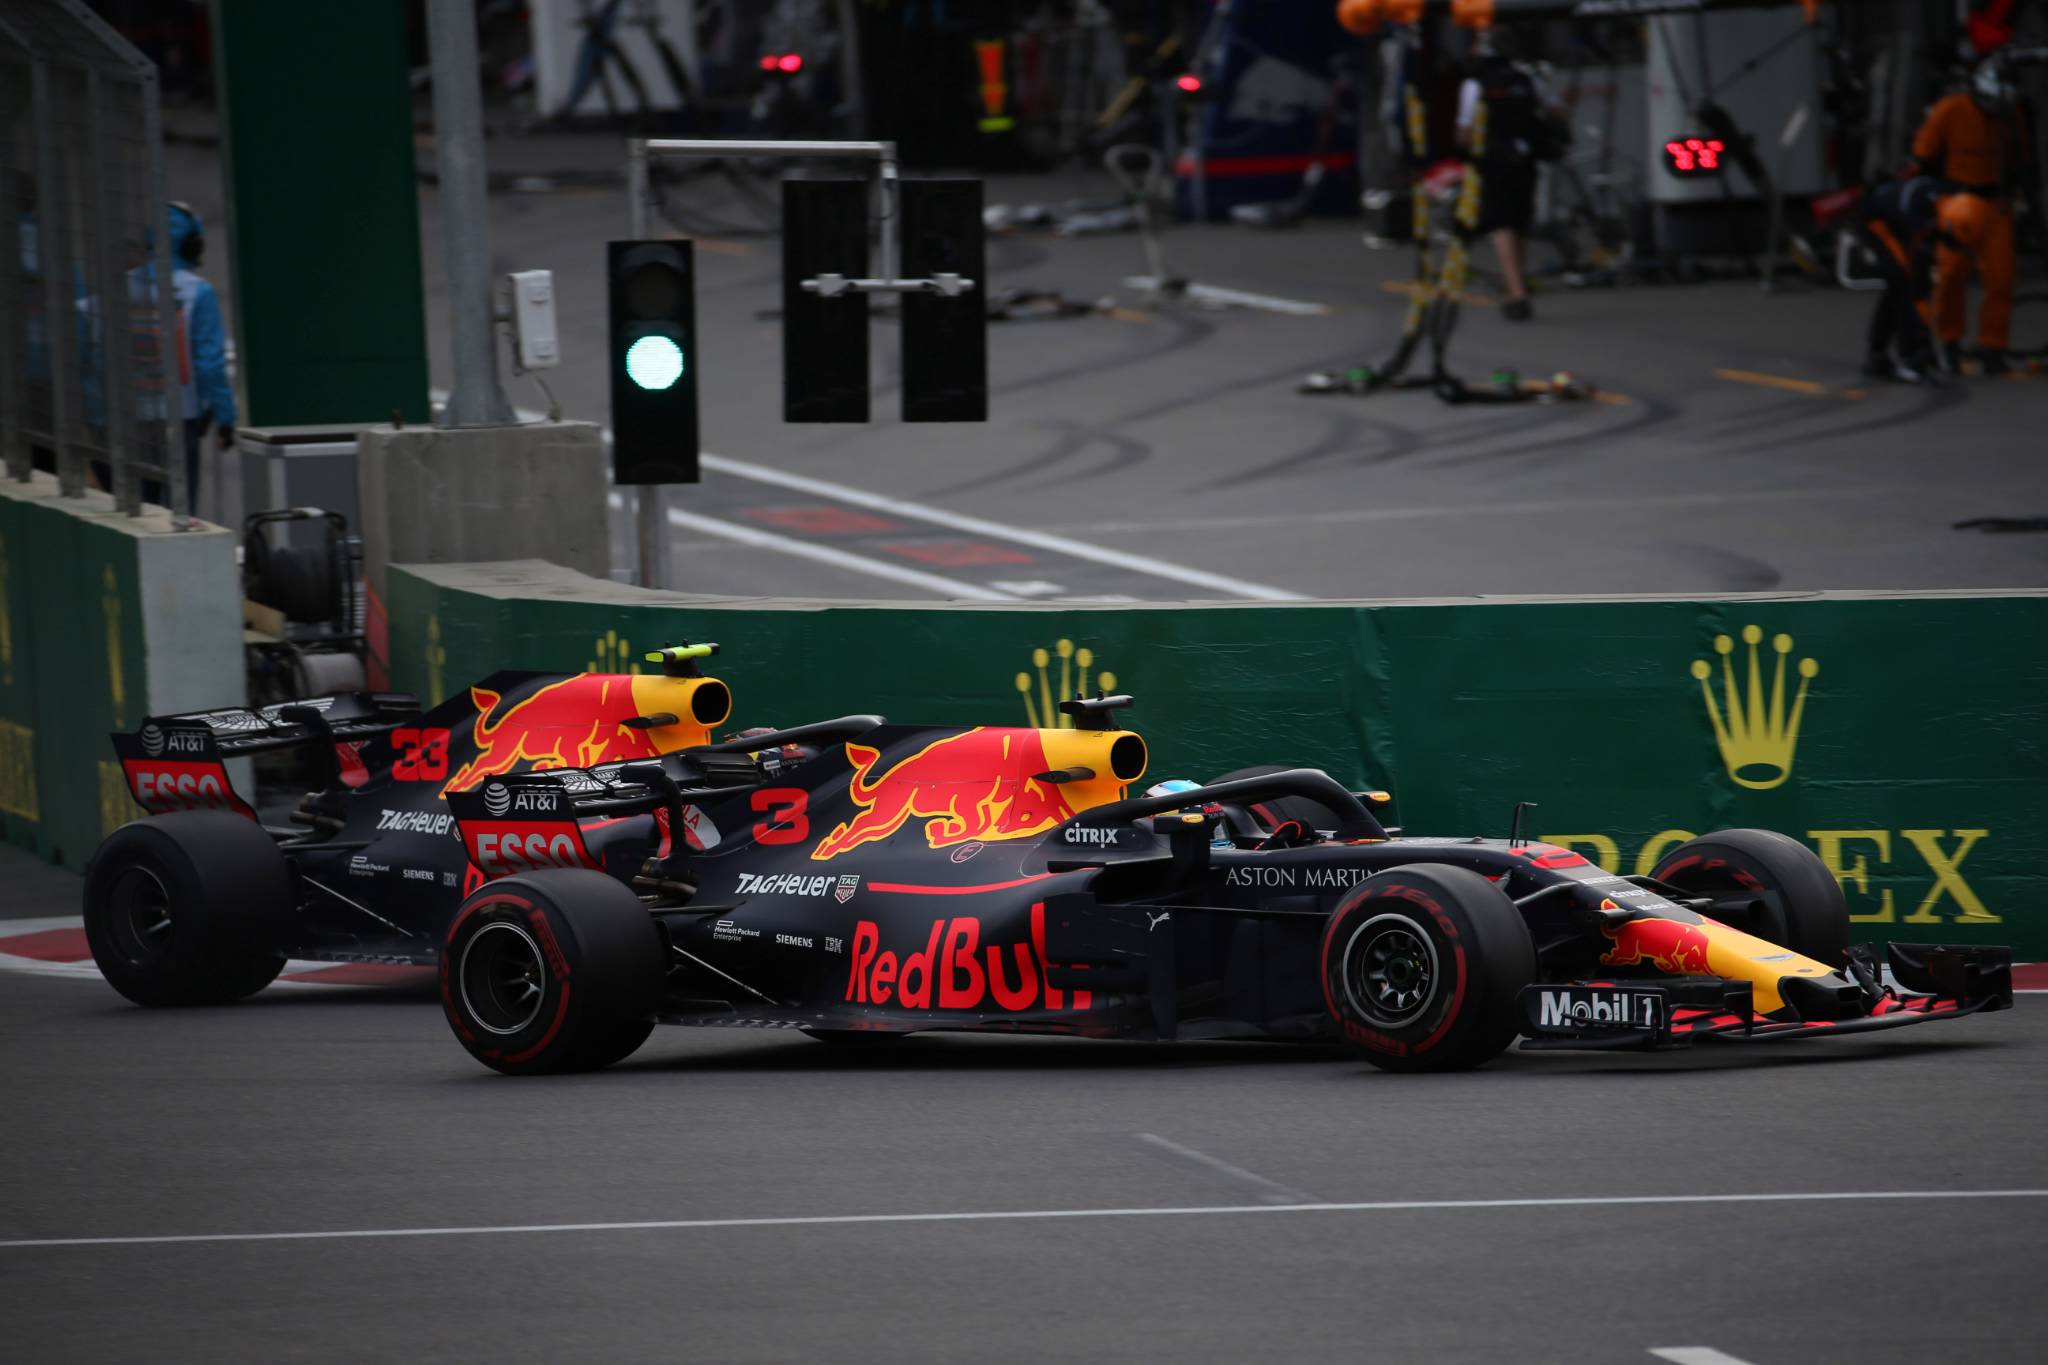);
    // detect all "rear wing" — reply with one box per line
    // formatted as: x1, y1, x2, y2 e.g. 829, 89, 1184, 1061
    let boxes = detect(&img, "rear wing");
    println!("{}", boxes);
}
110, 692, 418, 819
128, 692, 420, 756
